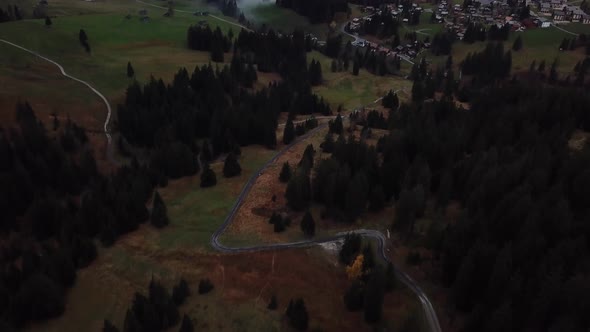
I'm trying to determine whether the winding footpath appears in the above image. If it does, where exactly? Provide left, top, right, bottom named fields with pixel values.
left=0, top=39, right=116, bottom=164
left=211, top=111, right=441, bottom=332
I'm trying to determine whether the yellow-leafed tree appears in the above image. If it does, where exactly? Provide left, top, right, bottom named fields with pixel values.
left=346, top=254, right=364, bottom=280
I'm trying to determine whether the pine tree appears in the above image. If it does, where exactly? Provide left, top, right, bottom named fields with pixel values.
left=353, top=59, right=360, bottom=76
left=283, top=119, right=295, bottom=145
left=363, top=270, right=385, bottom=323
left=79, top=29, right=90, bottom=53
left=127, top=62, right=135, bottom=78
left=369, top=185, right=386, bottom=212
left=223, top=152, right=241, bottom=178
left=384, top=262, right=397, bottom=292
left=279, top=162, right=292, bottom=183
left=285, top=170, right=311, bottom=211
left=198, top=279, right=214, bottom=294
left=267, top=295, right=278, bottom=310
left=343, top=280, right=364, bottom=311
left=300, top=210, right=315, bottom=236
left=45, top=16, right=52, bottom=27
left=172, top=278, right=190, bottom=305
left=411, top=80, right=424, bottom=103
left=329, top=114, right=343, bottom=135
left=286, top=298, right=309, bottom=331
left=200, top=163, right=217, bottom=188
left=151, top=191, right=169, bottom=228
left=512, top=35, right=523, bottom=51
left=274, top=217, right=286, bottom=232
left=123, top=309, right=141, bottom=332
left=103, top=319, right=119, bottom=332
left=178, top=315, right=194, bottom=332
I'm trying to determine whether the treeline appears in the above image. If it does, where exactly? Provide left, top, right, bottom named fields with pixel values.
left=117, top=64, right=276, bottom=180
left=187, top=25, right=233, bottom=62
left=0, top=4, right=22, bottom=22
left=387, top=84, right=589, bottom=331
left=461, top=42, right=512, bottom=88
left=275, top=0, right=349, bottom=24
left=356, top=11, right=400, bottom=38
left=462, top=22, right=510, bottom=44
left=0, top=103, right=164, bottom=329
left=410, top=57, right=457, bottom=103
left=103, top=278, right=201, bottom=332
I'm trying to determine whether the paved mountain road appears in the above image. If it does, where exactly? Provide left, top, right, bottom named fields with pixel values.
left=210, top=119, right=441, bottom=332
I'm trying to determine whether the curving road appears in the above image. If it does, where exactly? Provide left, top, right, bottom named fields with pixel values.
left=0, top=39, right=116, bottom=164
left=210, top=112, right=441, bottom=332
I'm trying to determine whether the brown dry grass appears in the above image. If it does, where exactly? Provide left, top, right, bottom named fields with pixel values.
left=27, top=223, right=416, bottom=332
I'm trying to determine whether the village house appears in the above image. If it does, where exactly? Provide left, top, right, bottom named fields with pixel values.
left=583, top=14, right=590, bottom=24
left=569, top=6, right=586, bottom=21
left=540, top=2, right=551, bottom=14
left=553, top=10, right=566, bottom=21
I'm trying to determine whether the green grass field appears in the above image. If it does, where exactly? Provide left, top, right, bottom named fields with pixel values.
left=0, top=0, right=240, bottom=99
left=310, top=51, right=412, bottom=110
left=158, top=146, right=276, bottom=250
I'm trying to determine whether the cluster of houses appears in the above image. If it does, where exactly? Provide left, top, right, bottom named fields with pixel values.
left=537, top=0, right=590, bottom=24
left=349, top=3, right=424, bottom=33
left=351, top=36, right=428, bottom=60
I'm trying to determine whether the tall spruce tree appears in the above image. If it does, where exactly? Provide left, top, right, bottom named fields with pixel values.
left=279, top=162, right=292, bottom=183
left=178, top=315, right=194, bottom=332
left=363, top=270, right=385, bottom=323
left=300, top=210, right=315, bottom=236
left=127, top=62, right=135, bottom=78
left=151, top=191, right=169, bottom=228
left=283, top=119, right=295, bottom=145
left=223, top=152, right=241, bottom=178
left=200, top=163, right=217, bottom=188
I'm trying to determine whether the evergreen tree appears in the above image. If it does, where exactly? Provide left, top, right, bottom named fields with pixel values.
left=286, top=299, right=309, bottom=331
left=151, top=191, right=169, bottom=228
left=172, top=278, right=190, bottom=305
left=329, top=114, right=343, bottom=135
left=285, top=170, right=311, bottom=211
left=279, top=162, right=292, bottom=183
left=321, top=133, right=335, bottom=153
left=45, top=16, right=52, bottom=27
left=274, top=216, right=286, bottom=232
left=411, top=80, right=424, bottom=103
left=300, top=210, right=315, bottom=236
left=353, top=59, right=360, bottom=76
left=339, top=233, right=362, bottom=265
left=200, top=163, right=217, bottom=188
left=343, top=280, right=364, bottom=311
left=178, top=315, right=193, bottom=332
left=268, top=295, right=278, bottom=310
left=223, top=152, right=241, bottom=178
left=103, top=319, right=119, bottom=332
left=512, top=35, right=523, bottom=51
left=198, top=279, right=214, bottom=294
left=127, top=62, right=135, bottom=78
left=283, top=119, right=295, bottom=145
left=123, top=309, right=141, bottom=332
left=79, top=29, right=90, bottom=53
left=384, top=262, right=397, bottom=292
left=369, top=185, right=386, bottom=212
left=363, top=271, right=385, bottom=323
